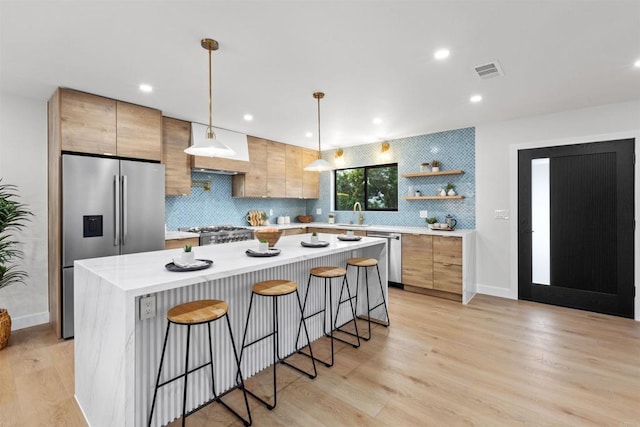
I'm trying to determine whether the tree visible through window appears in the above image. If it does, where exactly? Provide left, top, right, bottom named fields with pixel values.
left=334, top=163, right=398, bottom=211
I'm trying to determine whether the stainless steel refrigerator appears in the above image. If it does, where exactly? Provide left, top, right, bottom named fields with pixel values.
left=61, top=154, right=165, bottom=338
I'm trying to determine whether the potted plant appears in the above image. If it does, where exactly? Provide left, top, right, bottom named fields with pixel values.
left=431, top=160, right=441, bottom=172
left=0, top=180, right=33, bottom=350
left=310, top=231, right=319, bottom=243
left=426, top=217, right=438, bottom=229
left=445, top=182, right=456, bottom=196
left=257, top=239, right=269, bottom=252
left=260, top=211, right=269, bottom=225
left=181, top=244, right=195, bottom=264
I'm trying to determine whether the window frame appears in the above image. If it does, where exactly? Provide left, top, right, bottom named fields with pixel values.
left=333, top=162, right=398, bottom=212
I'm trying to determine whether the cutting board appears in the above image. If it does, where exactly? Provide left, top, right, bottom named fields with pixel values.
left=246, top=210, right=266, bottom=226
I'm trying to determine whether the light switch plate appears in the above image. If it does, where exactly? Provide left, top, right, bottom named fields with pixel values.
left=316, top=208, right=322, bottom=215
left=419, top=210, right=429, bottom=218
left=495, top=209, right=510, bottom=219
left=140, top=295, right=156, bottom=320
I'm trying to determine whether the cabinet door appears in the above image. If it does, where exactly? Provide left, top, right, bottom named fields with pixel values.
left=267, top=141, right=286, bottom=198
left=285, top=145, right=303, bottom=198
left=165, top=237, right=199, bottom=250
left=402, top=234, right=433, bottom=288
left=433, top=263, right=463, bottom=294
left=433, top=236, right=462, bottom=265
left=282, top=227, right=306, bottom=236
left=60, top=89, right=117, bottom=155
left=302, top=148, right=320, bottom=198
left=233, top=136, right=268, bottom=197
left=116, top=101, right=163, bottom=161
left=162, top=117, right=191, bottom=196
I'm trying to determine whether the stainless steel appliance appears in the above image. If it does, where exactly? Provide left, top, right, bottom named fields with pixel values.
left=366, top=231, right=402, bottom=287
left=61, top=154, right=165, bottom=338
left=179, top=225, right=254, bottom=245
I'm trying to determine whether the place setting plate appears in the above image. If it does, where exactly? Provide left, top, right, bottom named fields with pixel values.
left=165, top=259, right=213, bottom=272
left=246, top=248, right=282, bottom=257
left=300, top=240, right=330, bottom=248
left=337, top=235, right=362, bottom=241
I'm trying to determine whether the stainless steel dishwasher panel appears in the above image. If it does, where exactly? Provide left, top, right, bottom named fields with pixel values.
left=367, top=232, right=402, bottom=287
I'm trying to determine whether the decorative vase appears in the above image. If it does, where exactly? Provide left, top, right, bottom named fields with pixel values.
left=439, top=189, right=447, bottom=197
left=0, top=308, right=11, bottom=350
left=447, top=189, right=456, bottom=196
left=181, top=251, right=195, bottom=264
left=258, top=241, right=269, bottom=252
left=432, top=166, right=440, bottom=172
left=311, top=235, right=319, bottom=243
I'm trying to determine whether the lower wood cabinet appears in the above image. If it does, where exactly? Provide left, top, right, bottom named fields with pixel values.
left=433, top=236, right=462, bottom=294
left=165, top=237, right=199, bottom=250
left=401, top=234, right=433, bottom=289
left=307, top=227, right=366, bottom=236
left=281, top=227, right=306, bottom=236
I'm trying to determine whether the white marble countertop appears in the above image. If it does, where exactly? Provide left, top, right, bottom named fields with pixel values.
left=252, top=222, right=474, bottom=237
left=164, top=230, right=199, bottom=240
left=76, top=233, right=386, bottom=296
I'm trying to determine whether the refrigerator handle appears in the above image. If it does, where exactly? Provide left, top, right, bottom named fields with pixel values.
left=114, top=175, right=120, bottom=246
left=122, top=175, right=128, bottom=245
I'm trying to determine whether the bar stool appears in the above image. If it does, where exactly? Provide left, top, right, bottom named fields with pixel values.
left=297, top=266, right=360, bottom=368
left=239, top=279, right=317, bottom=410
left=347, top=257, right=391, bottom=340
left=148, top=299, right=251, bottom=427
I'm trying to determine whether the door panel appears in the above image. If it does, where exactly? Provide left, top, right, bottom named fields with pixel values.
left=120, top=160, right=165, bottom=254
left=518, top=139, right=634, bottom=318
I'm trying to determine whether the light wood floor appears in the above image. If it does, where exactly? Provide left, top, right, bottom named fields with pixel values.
left=1, top=289, right=639, bottom=426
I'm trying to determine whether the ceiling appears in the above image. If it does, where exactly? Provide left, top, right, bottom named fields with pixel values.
left=1, top=1, right=639, bottom=150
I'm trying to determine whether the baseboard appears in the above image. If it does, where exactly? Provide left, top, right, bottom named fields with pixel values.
left=476, top=283, right=517, bottom=300
left=10, top=311, right=50, bottom=331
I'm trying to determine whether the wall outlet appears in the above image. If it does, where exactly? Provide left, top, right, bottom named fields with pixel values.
left=140, top=295, right=156, bottom=320
left=316, top=208, right=322, bottom=215
left=419, top=210, right=429, bottom=218
left=495, top=209, right=510, bottom=220
left=269, top=209, right=273, bottom=216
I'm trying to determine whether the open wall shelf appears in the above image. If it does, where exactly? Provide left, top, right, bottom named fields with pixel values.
left=401, top=169, right=464, bottom=178
left=402, top=195, right=465, bottom=200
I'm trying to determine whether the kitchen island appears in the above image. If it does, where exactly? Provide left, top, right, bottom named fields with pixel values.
left=73, top=233, right=387, bottom=427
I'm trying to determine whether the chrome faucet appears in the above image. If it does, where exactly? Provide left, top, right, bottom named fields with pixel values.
left=353, top=202, right=364, bottom=225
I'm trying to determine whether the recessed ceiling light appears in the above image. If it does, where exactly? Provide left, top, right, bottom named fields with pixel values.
left=138, top=83, right=153, bottom=93
left=305, top=132, right=313, bottom=138
left=634, top=59, right=640, bottom=68
left=434, top=49, right=450, bottom=60
left=372, top=117, right=382, bottom=125
left=470, top=94, right=483, bottom=103
left=243, top=114, right=253, bottom=121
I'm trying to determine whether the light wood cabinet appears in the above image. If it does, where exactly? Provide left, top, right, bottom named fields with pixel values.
left=59, top=89, right=117, bottom=155
left=165, top=237, right=199, bottom=250
left=307, top=227, right=366, bottom=236
left=232, top=136, right=268, bottom=197
left=162, top=117, right=191, bottom=196
left=281, top=227, right=306, bottom=236
left=267, top=141, right=286, bottom=198
left=433, top=236, right=462, bottom=294
left=116, top=101, right=162, bottom=161
left=285, top=145, right=303, bottom=198
left=302, top=148, right=320, bottom=198
left=56, top=88, right=162, bottom=161
left=402, top=234, right=433, bottom=289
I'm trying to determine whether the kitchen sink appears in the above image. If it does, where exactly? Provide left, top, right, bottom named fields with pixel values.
left=335, top=223, right=370, bottom=227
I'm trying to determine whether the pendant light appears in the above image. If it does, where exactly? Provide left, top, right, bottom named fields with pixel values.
left=304, top=92, right=335, bottom=172
left=185, top=38, right=235, bottom=157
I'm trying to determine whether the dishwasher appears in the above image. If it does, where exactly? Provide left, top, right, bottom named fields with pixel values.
left=366, top=231, right=402, bottom=288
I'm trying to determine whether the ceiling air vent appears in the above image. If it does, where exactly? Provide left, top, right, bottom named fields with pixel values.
left=474, top=61, right=504, bottom=79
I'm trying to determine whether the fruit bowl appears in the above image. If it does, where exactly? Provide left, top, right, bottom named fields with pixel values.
left=296, top=215, right=313, bottom=223
left=254, top=228, right=283, bottom=247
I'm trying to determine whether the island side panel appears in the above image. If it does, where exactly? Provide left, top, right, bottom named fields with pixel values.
left=74, top=263, right=129, bottom=426
left=462, top=231, right=477, bottom=304
left=136, top=245, right=387, bottom=427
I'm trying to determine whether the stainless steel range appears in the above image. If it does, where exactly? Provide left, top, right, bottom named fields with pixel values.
left=180, top=225, right=254, bottom=245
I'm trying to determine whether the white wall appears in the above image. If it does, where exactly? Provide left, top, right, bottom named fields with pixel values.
left=0, top=91, right=49, bottom=329
left=475, top=99, right=640, bottom=320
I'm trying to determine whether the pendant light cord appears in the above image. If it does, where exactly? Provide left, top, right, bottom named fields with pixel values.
left=317, top=95, right=321, bottom=159
left=208, top=46, right=213, bottom=135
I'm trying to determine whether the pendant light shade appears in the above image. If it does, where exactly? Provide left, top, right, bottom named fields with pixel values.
left=185, top=38, right=235, bottom=157
left=304, top=92, right=334, bottom=172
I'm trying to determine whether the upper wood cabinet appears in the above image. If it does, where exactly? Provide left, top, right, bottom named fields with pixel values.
left=267, top=141, right=286, bottom=198
left=162, top=117, right=191, bottom=196
left=285, top=145, right=303, bottom=198
left=232, top=136, right=268, bottom=197
left=59, top=89, right=117, bottom=155
left=302, top=148, right=320, bottom=198
left=56, top=88, right=162, bottom=161
left=116, top=101, right=162, bottom=161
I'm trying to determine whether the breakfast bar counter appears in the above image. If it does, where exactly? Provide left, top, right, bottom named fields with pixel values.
left=73, top=233, right=387, bottom=427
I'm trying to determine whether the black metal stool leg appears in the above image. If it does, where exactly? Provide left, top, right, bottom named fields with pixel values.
left=207, top=322, right=217, bottom=399
left=296, top=275, right=333, bottom=368
left=148, top=321, right=171, bottom=427
left=181, top=324, right=192, bottom=427
left=375, top=264, right=391, bottom=327
left=333, top=275, right=361, bottom=347
left=223, top=313, right=252, bottom=426
left=237, top=293, right=256, bottom=384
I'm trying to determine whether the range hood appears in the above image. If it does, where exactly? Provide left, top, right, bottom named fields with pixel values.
left=190, top=123, right=251, bottom=173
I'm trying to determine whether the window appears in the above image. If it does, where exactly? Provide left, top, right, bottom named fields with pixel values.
left=334, top=163, right=398, bottom=211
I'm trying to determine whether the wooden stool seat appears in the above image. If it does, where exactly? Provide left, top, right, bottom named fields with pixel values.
left=347, top=257, right=378, bottom=267
left=167, top=300, right=228, bottom=324
left=310, top=266, right=347, bottom=278
left=253, top=279, right=297, bottom=296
